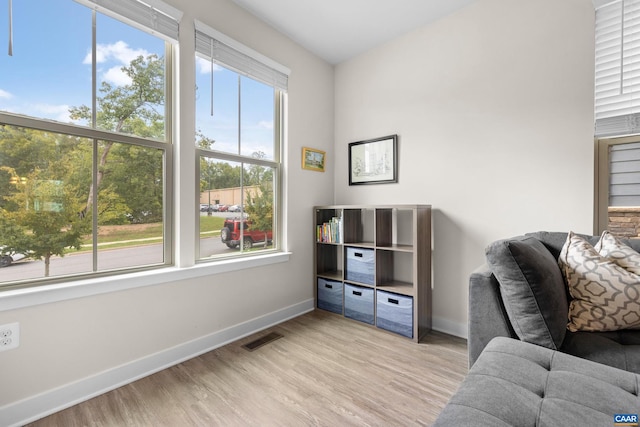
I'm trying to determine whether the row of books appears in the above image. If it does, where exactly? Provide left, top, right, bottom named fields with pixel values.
left=316, top=217, right=343, bottom=243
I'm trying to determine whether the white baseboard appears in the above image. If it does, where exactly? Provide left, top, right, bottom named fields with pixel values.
left=432, top=316, right=468, bottom=339
left=2, top=299, right=315, bottom=427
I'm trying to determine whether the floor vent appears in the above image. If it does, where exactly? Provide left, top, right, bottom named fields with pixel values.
left=242, top=332, right=283, bottom=351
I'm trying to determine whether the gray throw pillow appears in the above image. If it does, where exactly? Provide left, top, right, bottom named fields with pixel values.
left=486, top=236, right=568, bottom=349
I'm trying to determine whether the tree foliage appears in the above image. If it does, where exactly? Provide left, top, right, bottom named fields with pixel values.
left=244, top=153, right=274, bottom=241
left=69, top=54, right=165, bottom=219
left=0, top=164, right=90, bottom=276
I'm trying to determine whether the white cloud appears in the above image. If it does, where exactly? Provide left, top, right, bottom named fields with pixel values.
left=83, top=41, right=150, bottom=86
left=0, top=89, right=13, bottom=99
left=33, top=104, right=72, bottom=123
left=196, top=56, right=223, bottom=74
left=258, top=120, right=274, bottom=130
left=103, top=66, right=132, bottom=86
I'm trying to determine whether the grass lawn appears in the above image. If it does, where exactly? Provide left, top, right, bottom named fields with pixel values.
left=78, top=216, right=225, bottom=250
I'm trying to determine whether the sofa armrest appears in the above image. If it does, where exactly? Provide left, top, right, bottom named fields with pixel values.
left=468, top=264, right=517, bottom=367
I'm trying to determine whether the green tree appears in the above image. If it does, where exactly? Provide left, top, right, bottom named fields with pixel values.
left=244, top=154, right=274, bottom=245
left=69, top=54, right=165, bottom=219
left=0, top=167, right=90, bottom=277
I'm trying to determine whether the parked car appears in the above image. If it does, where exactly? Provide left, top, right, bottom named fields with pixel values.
left=220, top=218, right=272, bottom=249
left=217, top=204, right=229, bottom=212
left=200, top=204, right=210, bottom=212
left=228, top=204, right=242, bottom=212
left=0, top=249, right=27, bottom=268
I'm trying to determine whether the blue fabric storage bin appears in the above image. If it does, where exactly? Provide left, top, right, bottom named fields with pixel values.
left=345, top=247, right=374, bottom=285
left=344, top=284, right=374, bottom=325
left=376, top=290, right=413, bottom=338
left=317, top=278, right=343, bottom=314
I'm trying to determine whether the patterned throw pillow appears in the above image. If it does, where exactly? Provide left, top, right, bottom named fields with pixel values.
left=595, top=230, right=640, bottom=275
left=559, top=232, right=640, bottom=332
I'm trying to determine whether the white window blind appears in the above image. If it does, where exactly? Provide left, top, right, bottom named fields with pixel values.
left=74, top=0, right=182, bottom=43
left=595, top=0, right=640, bottom=136
left=195, top=20, right=289, bottom=91
left=609, top=141, right=640, bottom=205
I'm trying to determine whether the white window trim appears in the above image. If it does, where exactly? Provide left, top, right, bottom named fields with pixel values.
left=0, top=252, right=290, bottom=312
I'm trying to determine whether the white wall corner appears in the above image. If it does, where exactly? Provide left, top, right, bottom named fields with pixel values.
left=1, top=299, right=315, bottom=427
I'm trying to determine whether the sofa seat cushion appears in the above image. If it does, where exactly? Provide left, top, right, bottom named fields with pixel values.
left=561, top=330, right=640, bottom=374
left=434, top=337, right=640, bottom=427
left=485, top=235, right=568, bottom=350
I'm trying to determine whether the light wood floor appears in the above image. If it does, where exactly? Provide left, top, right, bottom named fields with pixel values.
left=26, top=310, right=468, bottom=427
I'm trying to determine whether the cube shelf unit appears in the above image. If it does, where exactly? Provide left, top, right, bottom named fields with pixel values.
left=314, top=205, right=432, bottom=342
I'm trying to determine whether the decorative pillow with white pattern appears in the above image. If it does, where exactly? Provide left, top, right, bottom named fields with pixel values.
left=595, top=230, right=640, bottom=275
left=559, top=232, right=640, bottom=332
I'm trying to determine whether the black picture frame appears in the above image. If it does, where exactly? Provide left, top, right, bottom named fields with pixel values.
left=348, top=135, right=398, bottom=185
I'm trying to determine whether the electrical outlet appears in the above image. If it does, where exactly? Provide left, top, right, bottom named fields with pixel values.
left=0, top=322, right=19, bottom=352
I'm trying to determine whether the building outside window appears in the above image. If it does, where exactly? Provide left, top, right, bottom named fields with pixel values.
left=0, top=0, right=179, bottom=287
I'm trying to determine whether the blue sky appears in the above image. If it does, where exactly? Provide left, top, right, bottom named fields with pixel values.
left=0, top=0, right=274, bottom=158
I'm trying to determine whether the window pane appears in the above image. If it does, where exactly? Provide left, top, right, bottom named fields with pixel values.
left=240, top=76, right=275, bottom=160
left=241, top=162, right=276, bottom=252
left=0, top=126, right=93, bottom=283
left=97, top=141, right=164, bottom=270
left=196, top=65, right=239, bottom=153
left=0, top=126, right=166, bottom=285
left=0, top=0, right=91, bottom=122
left=94, top=13, right=167, bottom=140
left=606, top=141, right=640, bottom=239
left=199, top=158, right=275, bottom=258
left=0, top=1, right=168, bottom=142
left=195, top=65, right=275, bottom=160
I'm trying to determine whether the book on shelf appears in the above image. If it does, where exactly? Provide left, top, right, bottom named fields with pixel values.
left=317, top=217, right=342, bottom=243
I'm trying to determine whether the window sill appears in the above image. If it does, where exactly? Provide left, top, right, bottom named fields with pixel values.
left=0, top=252, right=291, bottom=312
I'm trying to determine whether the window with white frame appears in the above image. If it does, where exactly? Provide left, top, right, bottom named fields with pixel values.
left=194, top=21, right=288, bottom=259
left=595, top=0, right=640, bottom=238
left=0, top=0, right=180, bottom=287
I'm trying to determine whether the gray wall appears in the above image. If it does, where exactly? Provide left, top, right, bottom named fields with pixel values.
left=334, top=0, right=596, bottom=336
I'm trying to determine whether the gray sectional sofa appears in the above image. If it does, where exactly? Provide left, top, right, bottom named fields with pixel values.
left=469, top=231, right=640, bottom=372
left=434, top=336, right=640, bottom=426
left=434, top=231, right=640, bottom=426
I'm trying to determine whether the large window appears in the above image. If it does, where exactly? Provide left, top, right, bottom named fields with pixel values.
left=595, top=1, right=640, bottom=238
left=0, top=0, right=179, bottom=287
left=194, top=21, right=288, bottom=260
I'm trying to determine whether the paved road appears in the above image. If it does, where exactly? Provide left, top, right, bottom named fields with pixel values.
left=1, top=236, right=233, bottom=283
left=1, top=211, right=254, bottom=283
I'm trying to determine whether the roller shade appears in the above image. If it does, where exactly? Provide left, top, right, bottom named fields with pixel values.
left=74, top=0, right=182, bottom=43
left=595, top=0, right=640, bottom=136
left=195, top=20, right=289, bottom=91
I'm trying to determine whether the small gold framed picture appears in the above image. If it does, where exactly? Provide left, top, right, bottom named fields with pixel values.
left=302, top=147, right=326, bottom=172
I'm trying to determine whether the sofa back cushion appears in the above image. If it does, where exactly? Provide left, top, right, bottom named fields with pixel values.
left=486, top=235, right=568, bottom=350
left=526, top=231, right=640, bottom=259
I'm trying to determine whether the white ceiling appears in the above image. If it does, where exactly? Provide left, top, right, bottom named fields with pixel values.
left=230, top=0, right=478, bottom=64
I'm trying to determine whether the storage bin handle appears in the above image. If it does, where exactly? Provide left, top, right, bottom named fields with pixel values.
left=353, top=290, right=362, bottom=296
left=354, top=252, right=363, bottom=257
left=325, top=283, right=333, bottom=289
left=388, top=298, right=399, bottom=304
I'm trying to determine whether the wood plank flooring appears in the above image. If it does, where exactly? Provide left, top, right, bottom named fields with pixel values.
left=26, top=310, right=468, bottom=426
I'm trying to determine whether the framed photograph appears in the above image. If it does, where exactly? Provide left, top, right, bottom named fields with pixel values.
left=349, top=135, right=398, bottom=185
left=302, top=147, right=326, bottom=172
